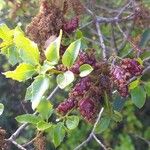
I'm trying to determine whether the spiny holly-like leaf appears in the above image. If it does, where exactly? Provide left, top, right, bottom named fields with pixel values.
left=31, top=75, right=50, bottom=110
left=79, top=64, right=93, bottom=77
left=62, top=39, right=81, bottom=68
left=66, top=116, right=79, bottom=130
left=51, top=123, right=66, bottom=147
left=57, top=71, right=74, bottom=89
left=37, top=99, right=53, bottom=121
left=0, top=103, right=4, bottom=115
left=14, top=30, right=40, bottom=65
left=3, top=63, right=36, bottom=82
left=16, top=114, right=42, bottom=124
left=45, top=30, right=62, bottom=65
left=131, top=86, right=146, bottom=108
left=37, top=121, right=52, bottom=131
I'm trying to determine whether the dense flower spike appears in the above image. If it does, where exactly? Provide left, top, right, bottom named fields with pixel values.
left=120, top=58, right=143, bottom=77
left=111, top=66, right=129, bottom=97
left=78, top=98, right=99, bottom=123
left=57, top=61, right=111, bottom=123
left=69, top=76, right=91, bottom=97
left=56, top=98, right=77, bottom=116
left=26, top=0, right=64, bottom=47
left=111, top=58, right=143, bottom=97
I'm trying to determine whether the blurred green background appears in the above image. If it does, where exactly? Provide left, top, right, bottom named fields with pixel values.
left=0, top=0, right=150, bottom=149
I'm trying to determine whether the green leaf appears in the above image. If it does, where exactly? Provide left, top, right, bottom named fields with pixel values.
left=0, top=24, right=13, bottom=41
left=75, top=29, right=83, bottom=39
left=144, top=82, right=150, bottom=97
left=0, top=103, right=4, bottom=115
left=66, top=116, right=79, bottom=130
left=51, top=123, right=66, bottom=147
left=62, top=39, right=81, bottom=68
left=131, top=86, right=146, bottom=108
left=57, top=71, right=74, bottom=89
left=129, top=79, right=140, bottom=90
left=113, top=96, right=125, bottom=111
left=112, top=111, right=123, bottom=122
left=136, top=58, right=143, bottom=66
left=31, top=75, right=50, bottom=110
left=25, top=85, right=33, bottom=101
left=14, top=31, right=40, bottom=65
left=37, top=99, right=53, bottom=121
left=79, top=64, right=93, bottom=77
left=39, top=61, right=55, bottom=74
left=37, top=121, right=52, bottom=131
left=3, top=63, right=36, bottom=82
left=45, top=30, right=62, bottom=64
left=95, top=116, right=111, bottom=134
left=139, top=29, right=150, bottom=47
left=1, top=45, right=21, bottom=66
left=16, top=114, right=42, bottom=124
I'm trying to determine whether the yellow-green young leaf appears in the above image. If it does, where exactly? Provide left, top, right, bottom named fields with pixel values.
left=45, top=30, right=62, bottom=64
left=129, top=79, right=140, bottom=90
left=136, top=58, right=143, bottom=66
left=79, top=64, right=93, bottom=77
left=37, top=121, right=52, bottom=131
left=31, top=75, right=50, bottom=110
left=57, top=71, right=74, bottom=89
left=14, top=31, right=40, bottom=65
left=131, top=86, right=146, bottom=108
left=0, top=24, right=13, bottom=41
left=16, top=114, right=42, bottom=124
left=62, top=39, right=81, bottom=68
left=66, top=116, right=79, bottom=130
left=2, top=45, right=21, bottom=66
left=0, top=103, right=4, bottom=115
left=3, top=63, right=36, bottom=82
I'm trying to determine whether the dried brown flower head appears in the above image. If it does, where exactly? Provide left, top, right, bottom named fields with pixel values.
left=34, top=132, right=46, bottom=150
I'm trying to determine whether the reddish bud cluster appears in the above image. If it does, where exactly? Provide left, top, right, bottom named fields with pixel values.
left=57, top=61, right=111, bottom=123
left=56, top=98, right=77, bottom=116
left=111, top=58, right=143, bottom=97
left=120, top=58, right=143, bottom=77
left=63, top=17, right=79, bottom=34
left=70, top=52, right=97, bottom=74
left=70, top=76, right=91, bottom=96
left=78, top=98, right=99, bottom=123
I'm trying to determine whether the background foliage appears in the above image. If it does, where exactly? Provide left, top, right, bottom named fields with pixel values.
left=0, top=0, right=150, bottom=150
